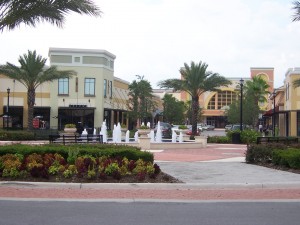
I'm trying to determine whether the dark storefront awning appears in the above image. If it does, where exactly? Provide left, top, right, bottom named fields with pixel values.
left=263, top=106, right=279, bottom=117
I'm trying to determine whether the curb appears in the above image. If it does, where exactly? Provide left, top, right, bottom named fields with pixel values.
left=2, top=181, right=300, bottom=190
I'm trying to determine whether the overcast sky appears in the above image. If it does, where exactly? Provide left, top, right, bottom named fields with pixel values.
left=1, top=0, right=300, bottom=88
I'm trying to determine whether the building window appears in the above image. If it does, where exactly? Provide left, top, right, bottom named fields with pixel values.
left=110, top=81, right=113, bottom=98
left=286, top=83, right=289, bottom=101
left=217, top=91, right=237, bottom=109
left=85, top=78, right=95, bottom=96
left=58, top=78, right=69, bottom=95
left=207, top=94, right=216, bottom=109
left=75, top=77, right=78, bottom=93
left=104, top=79, right=107, bottom=97
left=74, top=57, right=80, bottom=63
left=207, top=91, right=237, bottom=110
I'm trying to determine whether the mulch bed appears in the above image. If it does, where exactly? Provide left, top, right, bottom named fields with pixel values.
left=0, top=172, right=183, bottom=183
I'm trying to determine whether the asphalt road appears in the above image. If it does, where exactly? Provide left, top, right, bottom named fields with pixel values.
left=1, top=200, right=300, bottom=225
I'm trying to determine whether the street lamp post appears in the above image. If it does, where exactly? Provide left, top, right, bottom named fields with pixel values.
left=272, top=90, right=276, bottom=137
left=6, top=88, right=10, bottom=130
left=239, top=78, right=244, bottom=131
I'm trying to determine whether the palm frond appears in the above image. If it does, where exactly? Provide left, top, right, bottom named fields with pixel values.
left=293, top=78, right=300, bottom=88
left=292, top=1, right=300, bottom=22
left=0, top=0, right=101, bottom=31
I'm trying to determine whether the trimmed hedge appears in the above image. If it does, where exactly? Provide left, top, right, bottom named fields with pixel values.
left=272, top=149, right=300, bottom=169
left=207, top=136, right=230, bottom=143
left=0, top=130, right=35, bottom=141
left=0, top=144, right=154, bottom=163
left=226, top=129, right=260, bottom=144
left=245, top=143, right=300, bottom=170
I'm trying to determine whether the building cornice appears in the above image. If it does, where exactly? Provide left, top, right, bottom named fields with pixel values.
left=250, top=67, right=274, bottom=70
left=48, top=47, right=116, bottom=59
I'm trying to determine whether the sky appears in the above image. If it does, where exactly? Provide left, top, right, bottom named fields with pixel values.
left=1, top=0, right=300, bottom=89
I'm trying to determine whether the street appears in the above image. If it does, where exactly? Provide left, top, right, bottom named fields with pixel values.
left=1, top=200, right=300, bottom=225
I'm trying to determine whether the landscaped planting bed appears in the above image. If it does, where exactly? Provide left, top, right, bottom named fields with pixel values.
left=245, top=143, right=300, bottom=174
left=0, top=144, right=181, bottom=183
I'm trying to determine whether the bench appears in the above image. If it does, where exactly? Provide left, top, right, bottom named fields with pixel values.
left=256, top=136, right=298, bottom=145
left=49, top=134, right=103, bottom=145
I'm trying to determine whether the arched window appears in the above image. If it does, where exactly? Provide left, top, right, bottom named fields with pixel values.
left=207, top=94, right=216, bottom=109
left=207, top=91, right=237, bottom=110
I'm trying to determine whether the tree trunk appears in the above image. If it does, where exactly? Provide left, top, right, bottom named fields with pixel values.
left=27, top=88, right=35, bottom=130
left=192, top=96, right=199, bottom=136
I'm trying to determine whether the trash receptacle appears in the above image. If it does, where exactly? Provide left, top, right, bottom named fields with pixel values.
left=232, top=132, right=241, bottom=144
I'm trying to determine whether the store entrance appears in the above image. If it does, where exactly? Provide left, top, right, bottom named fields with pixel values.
left=58, top=107, right=95, bottom=134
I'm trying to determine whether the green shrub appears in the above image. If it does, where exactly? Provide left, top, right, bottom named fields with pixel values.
left=0, top=144, right=153, bottom=162
left=64, top=124, right=76, bottom=128
left=178, top=125, right=188, bottom=129
left=240, top=130, right=260, bottom=144
left=245, top=143, right=287, bottom=163
left=207, top=136, right=230, bottom=143
left=273, top=149, right=300, bottom=169
left=226, top=130, right=260, bottom=144
left=0, top=130, right=35, bottom=141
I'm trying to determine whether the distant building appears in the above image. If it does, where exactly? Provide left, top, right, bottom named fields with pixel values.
left=153, top=68, right=274, bottom=128
left=0, top=48, right=130, bottom=132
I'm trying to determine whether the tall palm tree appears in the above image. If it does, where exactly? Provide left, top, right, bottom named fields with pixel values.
left=158, top=61, right=231, bottom=136
left=0, top=0, right=101, bottom=31
left=128, top=75, right=155, bottom=127
left=0, top=50, right=76, bottom=130
left=244, top=76, right=270, bottom=127
left=244, top=76, right=270, bottom=107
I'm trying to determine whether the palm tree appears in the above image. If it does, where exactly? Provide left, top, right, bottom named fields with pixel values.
left=244, top=76, right=270, bottom=107
left=158, top=61, right=231, bottom=136
left=0, top=50, right=76, bottom=130
left=244, top=76, right=270, bottom=127
left=128, top=75, right=156, bottom=127
left=0, top=0, right=101, bottom=31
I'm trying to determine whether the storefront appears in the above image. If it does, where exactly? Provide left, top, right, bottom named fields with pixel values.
left=57, top=107, right=95, bottom=134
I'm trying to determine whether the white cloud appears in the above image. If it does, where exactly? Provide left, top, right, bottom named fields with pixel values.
left=0, top=0, right=299, bottom=88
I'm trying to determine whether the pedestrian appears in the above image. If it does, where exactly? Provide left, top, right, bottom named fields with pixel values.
left=259, top=124, right=263, bottom=133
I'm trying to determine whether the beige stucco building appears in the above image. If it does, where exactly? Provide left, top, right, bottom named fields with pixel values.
left=281, top=68, right=300, bottom=136
left=0, top=48, right=130, bottom=132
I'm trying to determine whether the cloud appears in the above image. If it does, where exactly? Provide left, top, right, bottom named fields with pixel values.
left=0, top=0, right=299, bottom=88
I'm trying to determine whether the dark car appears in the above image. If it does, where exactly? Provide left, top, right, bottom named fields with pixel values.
left=154, top=122, right=172, bottom=138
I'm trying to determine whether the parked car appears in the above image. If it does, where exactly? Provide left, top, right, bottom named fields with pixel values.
left=197, top=124, right=203, bottom=132
left=202, top=124, right=215, bottom=131
left=229, top=124, right=250, bottom=131
left=225, top=124, right=232, bottom=131
left=154, top=122, right=172, bottom=138
left=186, top=126, right=200, bottom=135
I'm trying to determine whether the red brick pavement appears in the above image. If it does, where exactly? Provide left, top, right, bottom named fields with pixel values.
left=153, top=144, right=246, bottom=162
left=0, top=186, right=299, bottom=200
